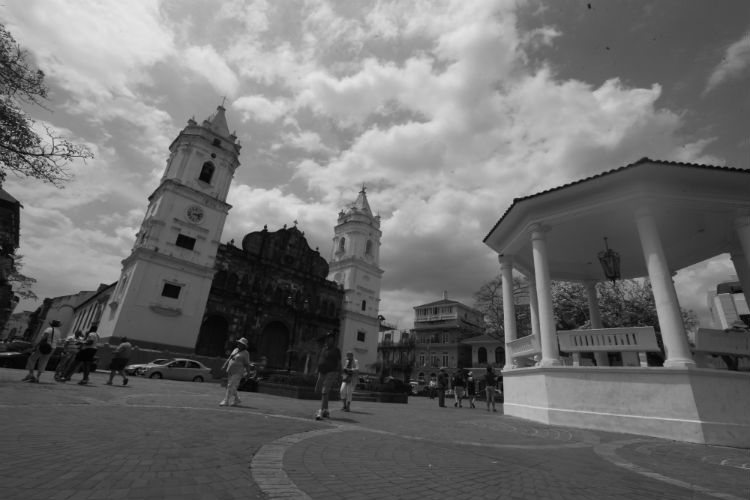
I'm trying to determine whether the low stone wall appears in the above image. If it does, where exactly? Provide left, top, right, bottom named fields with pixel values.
left=256, top=382, right=408, bottom=403
left=503, top=366, right=750, bottom=448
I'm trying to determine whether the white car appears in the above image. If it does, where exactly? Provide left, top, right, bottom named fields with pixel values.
left=139, top=358, right=212, bottom=382
left=125, top=358, right=169, bottom=376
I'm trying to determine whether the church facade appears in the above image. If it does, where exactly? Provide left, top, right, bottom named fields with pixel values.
left=97, top=104, right=383, bottom=370
left=196, top=225, right=344, bottom=370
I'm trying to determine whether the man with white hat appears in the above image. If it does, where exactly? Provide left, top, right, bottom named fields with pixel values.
left=220, top=337, right=253, bottom=407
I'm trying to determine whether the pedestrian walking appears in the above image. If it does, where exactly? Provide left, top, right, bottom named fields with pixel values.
left=437, top=366, right=449, bottom=407
left=484, top=366, right=498, bottom=412
left=22, top=319, right=61, bottom=383
left=314, top=332, right=341, bottom=420
left=467, top=371, right=476, bottom=408
left=452, top=368, right=466, bottom=408
left=339, top=351, right=358, bottom=412
left=220, top=337, right=253, bottom=406
left=106, top=337, right=132, bottom=386
left=74, top=325, right=100, bottom=385
left=55, top=330, right=83, bottom=382
left=428, top=378, right=437, bottom=399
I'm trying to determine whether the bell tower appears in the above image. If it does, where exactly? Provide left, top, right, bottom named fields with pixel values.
left=328, top=187, right=384, bottom=371
left=98, top=106, right=240, bottom=350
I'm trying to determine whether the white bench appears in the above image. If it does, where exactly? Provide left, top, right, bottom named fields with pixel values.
left=693, top=328, right=750, bottom=356
left=557, top=327, right=660, bottom=367
left=506, top=335, right=541, bottom=368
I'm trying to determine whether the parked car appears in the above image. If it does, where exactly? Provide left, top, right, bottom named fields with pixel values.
left=125, top=358, right=169, bottom=376
left=139, top=358, right=211, bottom=382
left=0, top=348, right=99, bottom=372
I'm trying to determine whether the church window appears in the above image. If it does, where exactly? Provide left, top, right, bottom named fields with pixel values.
left=365, top=240, right=373, bottom=255
left=161, top=283, right=182, bottom=299
left=338, top=237, right=345, bottom=252
left=357, top=331, right=366, bottom=342
left=361, top=300, right=366, bottom=311
left=212, top=138, right=221, bottom=147
left=478, top=347, right=487, bottom=364
left=175, top=234, right=196, bottom=251
left=199, top=162, right=215, bottom=183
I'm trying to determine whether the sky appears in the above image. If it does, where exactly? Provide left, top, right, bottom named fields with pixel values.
left=2, top=0, right=749, bottom=330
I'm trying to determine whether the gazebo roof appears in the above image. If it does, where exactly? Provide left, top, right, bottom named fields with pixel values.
left=483, top=158, right=750, bottom=281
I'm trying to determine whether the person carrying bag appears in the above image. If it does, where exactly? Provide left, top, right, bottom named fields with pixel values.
left=22, top=319, right=60, bottom=383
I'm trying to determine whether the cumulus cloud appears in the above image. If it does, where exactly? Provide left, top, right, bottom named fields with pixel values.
left=706, top=30, right=750, bottom=93
left=5, top=0, right=741, bottom=331
left=233, top=95, right=289, bottom=123
left=3, top=0, right=175, bottom=100
left=183, top=45, right=240, bottom=97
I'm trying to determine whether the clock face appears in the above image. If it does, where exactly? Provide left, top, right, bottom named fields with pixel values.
left=186, top=205, right=204, bottom=224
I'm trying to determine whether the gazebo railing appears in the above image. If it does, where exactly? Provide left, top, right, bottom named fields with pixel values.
left=558, top=327, right=660, bottom=352
left=506, top=335, right=541, bottom=367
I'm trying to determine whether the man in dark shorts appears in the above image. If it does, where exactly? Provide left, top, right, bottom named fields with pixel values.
left=315, top=332, right=341, bottom=420
left=106, top=337, right=132, bottom=386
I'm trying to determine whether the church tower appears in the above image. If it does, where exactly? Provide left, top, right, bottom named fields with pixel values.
left=328, top=187, right=384, bottom=371
left=98, top=106, right=240, bottom=350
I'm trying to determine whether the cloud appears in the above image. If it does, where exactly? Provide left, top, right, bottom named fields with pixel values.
left=5, top=0, right=740, bottom=333
left=706, top=30, right=750, bottom=93
left=3, top=0, right=175, bottom=100
left=233, top=95, right=289, bottom=123
left=183, top=45, right=240, bottom=97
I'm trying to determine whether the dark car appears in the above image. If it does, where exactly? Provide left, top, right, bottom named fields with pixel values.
left=0, top=345, right=97, bottom=372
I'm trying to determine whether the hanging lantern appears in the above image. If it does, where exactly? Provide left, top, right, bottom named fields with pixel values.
left=598, top=237, right=621, bottom=282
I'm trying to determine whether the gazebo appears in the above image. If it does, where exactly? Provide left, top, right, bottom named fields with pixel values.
left=483, top=158, right=750, bottom=447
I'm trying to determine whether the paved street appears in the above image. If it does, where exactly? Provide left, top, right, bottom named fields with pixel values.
left=1, top=367, right=748, bottom=500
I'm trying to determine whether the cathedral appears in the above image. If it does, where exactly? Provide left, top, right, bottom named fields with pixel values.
left=98, top=105, right=384, bottom=372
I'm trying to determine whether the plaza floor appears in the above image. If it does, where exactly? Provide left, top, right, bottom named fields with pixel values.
left=1, top=367, right=748, bottom=500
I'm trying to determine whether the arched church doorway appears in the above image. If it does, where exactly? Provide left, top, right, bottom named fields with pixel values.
left=195, top=315, right=229, bottom=357
left=258, top=321, right=289, bottom=369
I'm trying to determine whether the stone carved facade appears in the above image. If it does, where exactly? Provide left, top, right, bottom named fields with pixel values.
left=198, top=225, right=343, bottom=371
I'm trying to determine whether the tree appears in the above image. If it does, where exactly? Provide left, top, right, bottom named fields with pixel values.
left=474, top=275, right=698, bottom=337
left=473, top=274, right=531, bottom=342
left=1, top=23, right=93, bottom=185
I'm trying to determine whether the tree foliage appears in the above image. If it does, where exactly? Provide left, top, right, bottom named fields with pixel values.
left=474, top=275, right=698, bottom=337
left=473, top=274, right=532, bottom=342
left=1, top=23, right=93, bottom=185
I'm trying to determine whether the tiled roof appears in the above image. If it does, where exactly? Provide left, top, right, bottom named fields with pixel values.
left=483, top=158, right=750, bottom=242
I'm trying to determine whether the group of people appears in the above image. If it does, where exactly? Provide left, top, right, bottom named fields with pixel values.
left=435, top=365, right=500, bottom=412
left=218, top=331, right=359, bottom=421
left=22, top=319, right=131, bottom=386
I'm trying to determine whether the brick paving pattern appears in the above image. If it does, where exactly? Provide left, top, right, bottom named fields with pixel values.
left=1, top=367, right=747, bottom=499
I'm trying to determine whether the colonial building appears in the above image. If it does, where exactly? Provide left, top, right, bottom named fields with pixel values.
left=328, top=187, right=384, bottom=371
left=412, top=293, right=485, bottom=386
left=68, top=283, right=116, bottom=336
left=98, top=106, right=240, bottom=350
left=377, top=328, right=415, bottom=382
left=197, top=224, right=344, bottom=370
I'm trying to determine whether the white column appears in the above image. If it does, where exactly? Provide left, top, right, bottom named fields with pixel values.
left=585, top=281, right=609, bottom=367
left=729, top=248, right=750, bottom=310
left=530, top=224, right=560, bottom=367
left=527, top=277, right=541, bottom=365
left=735, top=214, right=750, bottom=271
left=500, top=255, right=517, bottom=370
left=635, top=207, right=695, bottom=368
